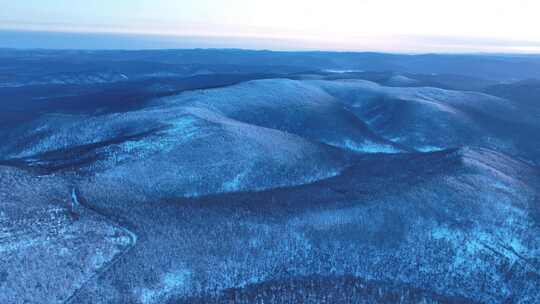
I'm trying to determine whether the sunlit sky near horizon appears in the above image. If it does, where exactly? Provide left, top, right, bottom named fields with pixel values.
left=1, top=0, right=540, bottom=52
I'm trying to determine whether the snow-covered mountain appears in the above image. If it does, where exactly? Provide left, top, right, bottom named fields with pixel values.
left=1, top=50, right=539, bottom=304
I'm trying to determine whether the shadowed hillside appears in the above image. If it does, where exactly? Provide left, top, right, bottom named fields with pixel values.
left=1, top=50, right=539, bottom=304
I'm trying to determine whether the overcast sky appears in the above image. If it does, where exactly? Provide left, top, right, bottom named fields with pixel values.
left=1, top=0, right=540, bottom=52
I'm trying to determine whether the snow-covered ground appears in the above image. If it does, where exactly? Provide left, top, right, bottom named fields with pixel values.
left=1, top=74, right=539, bottom=303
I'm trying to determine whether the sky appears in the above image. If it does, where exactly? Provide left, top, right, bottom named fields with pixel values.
left=1, top=0, right=540, bottom=52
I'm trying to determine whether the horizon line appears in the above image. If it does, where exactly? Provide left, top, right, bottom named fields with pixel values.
left=2, top=28, right=540, bottom=55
